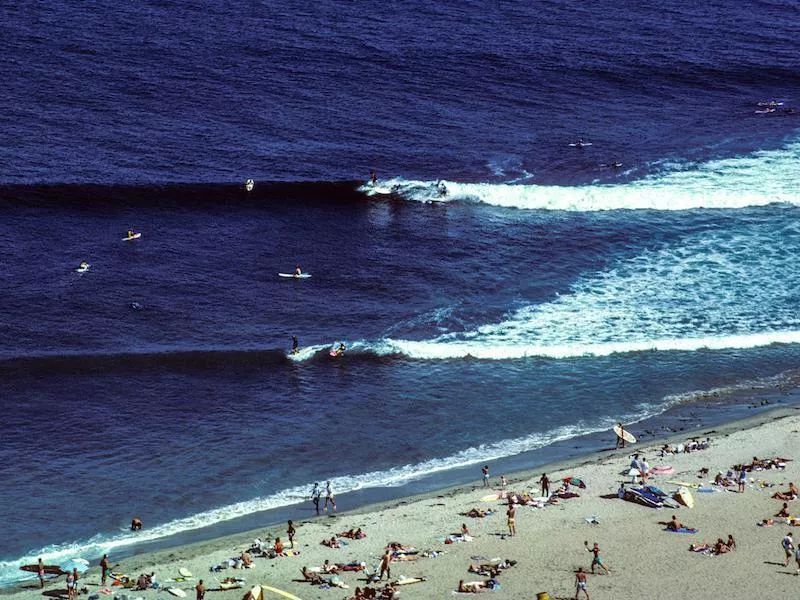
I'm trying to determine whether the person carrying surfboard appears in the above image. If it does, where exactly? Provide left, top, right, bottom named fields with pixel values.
left=615, top=423, right=626, bottom=449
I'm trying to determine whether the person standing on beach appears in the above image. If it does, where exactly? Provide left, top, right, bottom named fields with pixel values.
left=574, top=567, right=590, bottom=599
left=482, top=465, right=490, bottom=488
left=782, top=532, right=794, bottom=566
left=195, top=580, right=205, bottom=600
left=66, top=572, right=75, bottom=600
left=378, top=550, right=392, bottom=580
left=615, top=423, right=626, bottom=449
left=311, top=483, right=322, bottom=515
left=499, top=475, right=507, bottom=490
left=585, top=541, right=611, bottom=574
left=36, top=558, right=45, bottom=588
left=506, top=501, right=516, bottom=536
left=325, top=480, right=336, bottom=511
left=738, top=467, right=747, bottom=493
left=539, top=473, right=551, bottom=497
left=287, top=520, right=296, bottom=548
left=100, top=554, right=110, bottom=586
left=72, top=568, right=80, bottom=595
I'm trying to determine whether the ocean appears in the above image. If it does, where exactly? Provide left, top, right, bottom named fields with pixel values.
left=2, top=0, right=800, bottom=587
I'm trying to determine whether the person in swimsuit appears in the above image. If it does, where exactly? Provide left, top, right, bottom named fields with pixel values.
left=287, top=520, right=296, bottom=548
left=100, top=554, right=110, bottom=585
left=782, top=532, right=794, bottom=566
left=574, top=567, right=589, bottom=599
left=506, top=502, right=516, bottom=537
left=481, top=465, right=490, bottom=488
left=325, top=480, right=336, bottom=511
left=310, top=482, right=322, bottom=515
left=539, top=473, right=550, bottom=497
left=585, top=541, right=610, bottom=574
left=195, top=580, right=205, bottom=600
left=294, top=265, right=302, bottom=278
left=615, top=423, right=626, bottom=449
left=378, top=550, right=392, bottom=580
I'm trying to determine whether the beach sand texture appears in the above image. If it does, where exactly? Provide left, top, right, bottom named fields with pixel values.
left=9, top=408, right=800, bottom=600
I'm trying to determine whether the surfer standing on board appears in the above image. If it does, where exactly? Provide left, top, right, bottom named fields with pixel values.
left=370, top=171, right=377, bottom=185
left=615, top=423, right=626, bottom=449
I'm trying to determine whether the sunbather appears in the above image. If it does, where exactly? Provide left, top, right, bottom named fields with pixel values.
left=457, top=579, right=487, bottom=593
left=321, top=536, right=341, bottom=548
left=778, top=503, right=791, bottom=517
left=300, top=566, right=324, bottom=584
left=463, top=508, right=488, bottom=518
left=772, top=483, right=798, bottom=501
left=322, top=559, right=339, bottom=574
left=666, top=515, right=686, bottom=531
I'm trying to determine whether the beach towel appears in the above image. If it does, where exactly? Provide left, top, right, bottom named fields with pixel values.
left=665, top=527, right=698, bottom=534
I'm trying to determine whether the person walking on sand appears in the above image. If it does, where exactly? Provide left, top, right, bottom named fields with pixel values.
left=575, top=567, right=590, bottom=599
left=195, top=580, right=205, bottom=600
left=585, top=541, right=611, bottom=574
left=539, top=473, right=551, bottom=497
left=482, top=465, right=490, bottom=488
left=287, top=519, right=296, bottom=548
left=100, top=554, right=110, bottom=586
left=325, top=480, right=336, bottom=511
left=783, top=532, right=794, bottom=566
left=506, top=501, right=516, bottom=537
left=72, top=568, right=80, bottom=596
left=378, top=550, right=392, bottom=580
left=311, top=482, right=322, bottom=515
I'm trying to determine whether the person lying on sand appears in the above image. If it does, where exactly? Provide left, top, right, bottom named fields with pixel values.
left=689, top=539, right=731, bottom=555
left=240, top=552, right=253, bottom=568
left=462, top=508, right=489, bottom=518
left=772, top=482, right=799, bottom=500
left=458, top=580, right=486, bottom=593
left=321, top=536, right=341, bottom=548
left=338, top=528, right=366, bottom=539
left=322, top=559, right=339, bottom=574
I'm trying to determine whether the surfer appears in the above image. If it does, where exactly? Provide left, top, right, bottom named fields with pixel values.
left=294, top=265, right=302, bottom=278
left=370, top=171, right=378, bottom=186
left=78, top=260, right=89, bottom=270
left=195, top=580, right=205, bottom=600
left=335, top=342, right=346, bottom=356
left=127, top=230, right=136, bottom=238
left=435, top=180, right=447, bottom=197
left=245, top=179, right=254, bottom=192
left=291, top=335, right=299, bottom=354
left=615, top=423, right=626, bottom=449
left=130, top=517, right=143, bottom=531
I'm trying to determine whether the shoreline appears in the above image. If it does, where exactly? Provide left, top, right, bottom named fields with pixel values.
left=7, top=404, right=800, bottom=599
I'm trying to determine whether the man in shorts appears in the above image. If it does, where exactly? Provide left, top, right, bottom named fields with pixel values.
left=575, top=567, right=589, bottom=599
left=783, top=532, right=795, bottom=566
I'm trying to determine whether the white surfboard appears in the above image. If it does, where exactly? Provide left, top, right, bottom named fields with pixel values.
left=167, top=588, right=186, bottom=597
left=75, top=265, right=91, bottom=273
left=122, top=233, right=142, bottom=241
left=569, top=142, right=592, bottom=147
left=278, top=273, right=311, bottom=279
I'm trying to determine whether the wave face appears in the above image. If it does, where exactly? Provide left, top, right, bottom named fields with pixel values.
left=369, top=140, right=800, bottom=211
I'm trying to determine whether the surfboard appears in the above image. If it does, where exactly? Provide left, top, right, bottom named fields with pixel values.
left=568, top=142, right=593, bottom=147
left=278, top=273, right=311, bottom=279
left=75, top=265, right=90, bottom=273
left=167, top=588, right=187, bottom=597
left=613, top=425, right=636, bottom=444
left=178, top=568, right=192, bottom=578
left=122, top=233, right=142, bottom=241
left=674, top=486, right=695, bottom=508
left=252, top=585, right=303, bottom=600
left=20, top=564, right=63, bottom=575
left=395, top=577, right=426, bottom=586
left=370, top=186, right=393, bottom=194
left=480, top=492, right=500, bottom=502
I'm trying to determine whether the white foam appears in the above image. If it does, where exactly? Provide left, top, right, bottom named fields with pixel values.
left=381, top=139, right=800, bottom=211
left=369, top=221, right=800, bottom=360
left=0, top=409, right=659, bottom=587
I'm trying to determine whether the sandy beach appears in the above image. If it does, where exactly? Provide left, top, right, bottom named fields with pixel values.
left=9, top=407, right=800, bottom=600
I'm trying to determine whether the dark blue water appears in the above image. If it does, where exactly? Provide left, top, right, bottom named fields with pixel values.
left=2, top=0, right=800, bottom=586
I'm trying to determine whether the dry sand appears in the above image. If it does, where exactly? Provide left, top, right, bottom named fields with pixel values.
left=8, top=407, right=800, bottom=600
